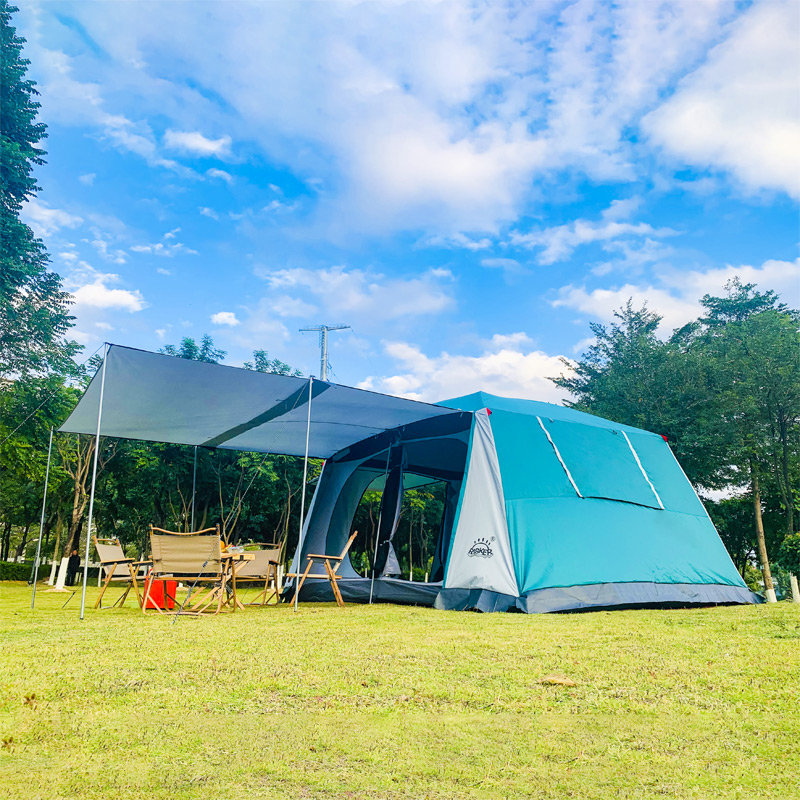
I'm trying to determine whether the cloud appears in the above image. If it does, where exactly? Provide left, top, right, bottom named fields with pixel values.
left=199, top=207, right=219, bottom=220
left=643, top=0, right=800, bottom=199
left=511, top=202, right=676, bottom=265
left=211, top=311, right=241, bottom=327
left=258, top=265, right=455, bottom=322
left=67, top=265, right=147, bottom=312
left=164, top=129, right=232, bottom=157
left=554, top=257, right=800, bottom=334
left=21, top=199, right=83, bottom=238
left=79, top=173, right=96, bottom=186
left=206, top=168, right=234, bottom=184
left=130, top=229, right=198, bottom=257
left=19, top=1, right=742, bottom=235
left=481, top=257, right=528, bottom=277
left=359, top=334, right=572, bottom=404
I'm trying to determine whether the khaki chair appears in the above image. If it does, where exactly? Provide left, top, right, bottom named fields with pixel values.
left=286, top=531, right=358, bottom=607
left=93, top=537, right=151, bottom=610
left=234, top=546, right=282, bottom=606
left=145, top=525, right=228, bottom=615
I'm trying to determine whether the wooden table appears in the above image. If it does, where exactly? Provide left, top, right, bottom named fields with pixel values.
left=221, top=551, right=255, bottom=611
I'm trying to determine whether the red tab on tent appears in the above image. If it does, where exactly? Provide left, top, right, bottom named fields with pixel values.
left=661, top=434, right=668, bottom=442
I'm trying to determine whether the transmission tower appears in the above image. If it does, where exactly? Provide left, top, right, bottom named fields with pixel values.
left=299, top=324, right=351, bottom=381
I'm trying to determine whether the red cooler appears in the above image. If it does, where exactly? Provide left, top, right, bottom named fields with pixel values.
left=142, top=575, right=177, bottom=609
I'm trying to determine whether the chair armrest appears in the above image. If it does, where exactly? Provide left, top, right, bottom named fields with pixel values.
left=102, top=558, right=137, bottom=566
left=307, top=553, right=343, bottom=561
left=132, top=560, right=152, bottom=566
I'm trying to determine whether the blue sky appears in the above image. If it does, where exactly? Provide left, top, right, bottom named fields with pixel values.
left=17, top=0, right=800, bottom=402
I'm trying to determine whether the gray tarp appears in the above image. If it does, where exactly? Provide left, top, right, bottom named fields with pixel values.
left=59, top=344, right=455, bottom=458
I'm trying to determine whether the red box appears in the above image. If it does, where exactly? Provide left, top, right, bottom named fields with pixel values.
left=142, top=576, right=177, bottom=610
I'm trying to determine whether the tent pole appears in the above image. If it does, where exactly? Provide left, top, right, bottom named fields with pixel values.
left=79, top=343, right=109, bottom=620
left=191, top=445, right=198, bottom=531
left=369, top=447, right=392, bottom=605
left=30, top=427, right=54, bottom=609
left=294, top=376, right=314, bottom=612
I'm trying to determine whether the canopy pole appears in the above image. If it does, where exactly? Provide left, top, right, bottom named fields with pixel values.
left=79, top=343, right=109, bottom=620
left=369, top=447, right=392, bottom=605
left=30, top=427, right=54, bottom=609
left=191, top=445, right=198, bottom=531
left=294, top=376, right=313, bottom=612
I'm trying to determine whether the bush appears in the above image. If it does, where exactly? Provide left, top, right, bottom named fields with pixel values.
left=0, top=561, right=34, bottom=581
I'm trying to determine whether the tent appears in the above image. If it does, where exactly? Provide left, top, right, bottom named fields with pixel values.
left=52, top=344, right=759, bottom=616
left=291, top=392, right=761, bottom=612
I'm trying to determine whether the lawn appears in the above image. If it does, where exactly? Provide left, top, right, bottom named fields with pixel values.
left=0, top=581, right=798, bottom=799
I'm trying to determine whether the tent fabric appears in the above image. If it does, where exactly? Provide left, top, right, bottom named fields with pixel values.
left=294, top=390, right=760, bottom=612
left=59, top=344, right=455, bottom=458
left=443, top=410, right=519, bottom=597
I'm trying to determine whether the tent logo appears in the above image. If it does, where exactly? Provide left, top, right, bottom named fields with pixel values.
left=468, top=537, right=495, bottom=559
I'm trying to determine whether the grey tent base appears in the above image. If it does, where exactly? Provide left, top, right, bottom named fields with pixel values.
left=291, top=578, right=761, bottom=612
left=293, top=577, right=442, bottom=606
left=434, top=582, right=763, bottom=614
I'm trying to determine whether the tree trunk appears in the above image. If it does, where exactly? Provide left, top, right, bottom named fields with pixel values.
left=751, top=463, right=776, bottom=602
left=1, top=519, right=11, bottom=561
left=14, top=523, right=30, bottom=560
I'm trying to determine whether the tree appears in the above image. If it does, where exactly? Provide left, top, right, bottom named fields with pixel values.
left=160, top=334, right=226, bottom=363
left=0, top=1, right=78, bottom=379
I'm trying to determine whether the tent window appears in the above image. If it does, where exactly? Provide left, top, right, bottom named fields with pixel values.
left=540, top=418, right=664, bottom=510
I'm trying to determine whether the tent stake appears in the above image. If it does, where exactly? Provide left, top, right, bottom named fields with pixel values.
left=30, top=427, right=54, bottom=609
left=79, top=343, right=109, bottom=620
left=294, top=376, right=314, bottom=612
left=369, top=447, right=392, bottom=605
left=191, top=445, right=198, bottom=531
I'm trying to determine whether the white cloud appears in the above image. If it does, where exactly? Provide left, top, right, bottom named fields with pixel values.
left=206, top=168, right=234, bottom=184
left=79, top=173, right=96, bottom=186
left=259, top=265, right=454, bottom=322
left=18, top=1, right=743, bottom=235
left=511, top=202, right=676, bottom=265
left=481, top=257, right=528, bottom=277
left=67, top=265, right=147, bottom=312
left=130, top=228, right=197, bottom=257
left=164, top=129, right=232, bottom=157
left=199, top=207, right=219, bottom=220
left=21, top=199, right=83, bottom=238
left=211, top=311, right=240, bottom=327
left=643, top=0, right=800, bottom=199
left=359, top=334, right=572, bottom=404
left=554, top=257, right=800, bottom=334
left=156, top=267, right=171, bottom=276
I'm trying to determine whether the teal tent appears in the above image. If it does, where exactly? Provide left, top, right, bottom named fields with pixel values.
left=292, top=391, right=760, bottom=612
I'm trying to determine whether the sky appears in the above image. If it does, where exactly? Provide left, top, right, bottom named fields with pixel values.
left=16, top=0, right=800, bottom=404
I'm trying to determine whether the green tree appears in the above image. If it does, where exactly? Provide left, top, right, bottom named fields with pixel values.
left=0, top=1, right=78, bottom=379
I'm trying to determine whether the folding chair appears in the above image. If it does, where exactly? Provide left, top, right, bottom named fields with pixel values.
left=234, top=546, right=282, bottom=606
left=93, top=537, right=151, bottom=610
left=144, top=525, right=228, bottom=615
left=286, top=531, right=358, bottom=607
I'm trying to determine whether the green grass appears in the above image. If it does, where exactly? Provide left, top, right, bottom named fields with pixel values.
left=1, top=581, right=798, bottom=799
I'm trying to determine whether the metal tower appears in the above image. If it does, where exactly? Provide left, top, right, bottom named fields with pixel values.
left=299, top=324, right=351, bottom=381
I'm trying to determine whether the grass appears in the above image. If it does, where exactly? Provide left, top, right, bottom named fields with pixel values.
left=1, top=581, right=798, bottom=799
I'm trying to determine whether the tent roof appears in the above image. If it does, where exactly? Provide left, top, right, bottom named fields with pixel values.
left=59, top=344, right=456, bottom=458
left=438, top=391, right=659, bottom=437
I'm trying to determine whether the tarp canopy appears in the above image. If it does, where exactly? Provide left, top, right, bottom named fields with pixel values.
left=59, top=344, right=455, bottom=458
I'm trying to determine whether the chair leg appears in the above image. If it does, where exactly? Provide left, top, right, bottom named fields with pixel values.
left=288, top=558, right=316, bottom=605
left=130, top=566, right=143, bottom=609
left=325, top=560, right=344, bottom=607
left=95, top=568, right=116, bottom=609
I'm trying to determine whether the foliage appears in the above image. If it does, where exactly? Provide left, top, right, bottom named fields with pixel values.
left=0, top=560, right=31, bottom=580
left=777, top=533, right=800, bottom=576
left=554, top=279, right=800, bottom=583
left=159, top=334, right=226, bottom=363
left=0, top=1, right=78, bottom=379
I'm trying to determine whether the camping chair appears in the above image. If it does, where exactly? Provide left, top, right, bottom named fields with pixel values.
left=145, top=525, right=228, bottom=615
left=93, top=537, right=151, bottom=610
left=286, top=531, right=358, bottom=607
left=234, top=546, right=282, bottom=606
